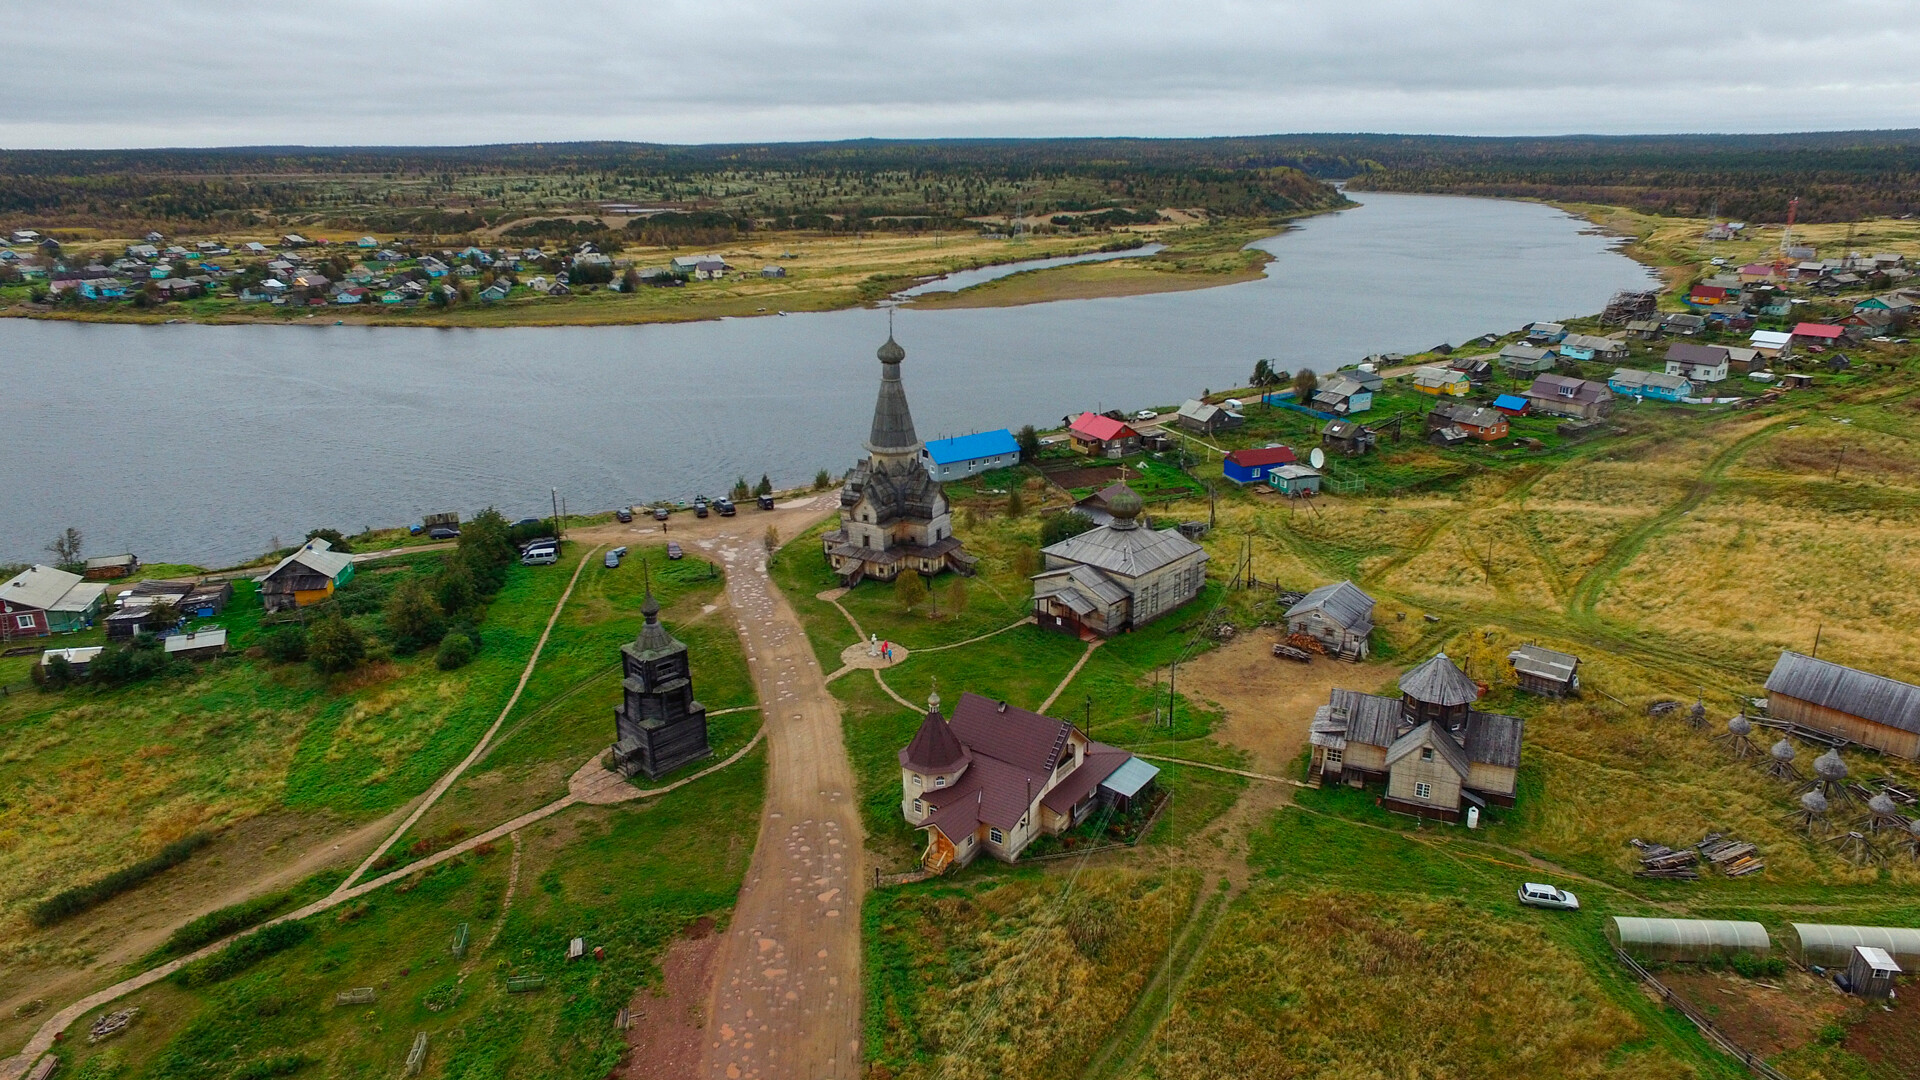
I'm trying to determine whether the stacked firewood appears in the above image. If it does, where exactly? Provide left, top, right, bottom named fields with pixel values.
left=1630, top=839, right=1699, bottom=880
left=1629, top=834, right=1764, bottom=879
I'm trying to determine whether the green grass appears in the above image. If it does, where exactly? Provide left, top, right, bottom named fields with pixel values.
left=53, top=747, right=766, bottom=1080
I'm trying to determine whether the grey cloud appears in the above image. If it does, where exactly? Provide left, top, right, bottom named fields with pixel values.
left=3, top=0, right=1917, bottom=147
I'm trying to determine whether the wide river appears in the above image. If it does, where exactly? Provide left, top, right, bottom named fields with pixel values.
left=0, top=192, right=1654, bottom=566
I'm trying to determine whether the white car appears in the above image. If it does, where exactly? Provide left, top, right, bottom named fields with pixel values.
left=1134, top=409, right=1158, bottom=421
left=1517, top=882, right=1579, bottom=910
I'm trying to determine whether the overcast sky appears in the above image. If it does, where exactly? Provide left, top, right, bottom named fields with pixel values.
left=6, top=0, right=1917, bottom=148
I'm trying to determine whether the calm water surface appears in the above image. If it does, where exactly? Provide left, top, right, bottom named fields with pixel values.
left=0, top=192, right=1653, bottom=566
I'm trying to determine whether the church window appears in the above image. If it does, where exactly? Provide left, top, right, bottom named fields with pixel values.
left=935, top=775, right=946, bottom=788
left=913, top=774, right=923, bottom=787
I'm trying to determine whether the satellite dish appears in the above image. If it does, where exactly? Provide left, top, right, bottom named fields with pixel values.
left=1309, top=447, right=1326, bottom=469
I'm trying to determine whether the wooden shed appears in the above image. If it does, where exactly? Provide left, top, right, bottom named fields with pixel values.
left=1845, top=946, right=1901, bottom=999
left=1763, top=651, right=1920, bottom=760
left=1508, top=644, right=1579, bottom=697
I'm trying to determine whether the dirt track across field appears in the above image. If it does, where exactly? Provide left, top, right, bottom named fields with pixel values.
left=685, top=498, right=865, bottom=1080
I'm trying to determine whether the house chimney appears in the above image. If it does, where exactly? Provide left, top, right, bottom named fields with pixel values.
left=997, top=701, right=1007, bottom=714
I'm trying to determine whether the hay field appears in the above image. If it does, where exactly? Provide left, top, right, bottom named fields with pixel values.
left=865, top=869, right=1200, bottom=1080
left=1139, top=888, right=1694, bottom=1080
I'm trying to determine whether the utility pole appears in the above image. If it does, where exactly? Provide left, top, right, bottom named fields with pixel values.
left=551, top=488, right=560, bottom=539
left=1167, top=659, right=1176, bottom=728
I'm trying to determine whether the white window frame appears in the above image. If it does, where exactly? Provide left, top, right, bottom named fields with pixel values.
left=913, top=774, right=923, bottom=788
left=1415, top=781, right=1432, bottom=800
left=912, top=798, right=923, bottom=813
left=1325, top=747, right=1343, bottom=765
left=934, top=776, right=946, bottom=788
left=1420, top=747, right=1434, bottom=762
left=14, top=613, right=33, bottom=630
left=989, top=827, right=1004, bottom=845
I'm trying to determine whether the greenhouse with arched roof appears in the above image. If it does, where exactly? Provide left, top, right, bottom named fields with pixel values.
left=1605, top=917, right=1771, bottom=963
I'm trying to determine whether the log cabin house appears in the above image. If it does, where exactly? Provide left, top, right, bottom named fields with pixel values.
left=258, top=537, right=356, bottom=613
left=1309, top=653, right=1523, bottom=821
left=1284, top=580, right=1375, bottom=660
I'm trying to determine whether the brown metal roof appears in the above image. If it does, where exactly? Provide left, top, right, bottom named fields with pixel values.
left=900, top=708, right=969, bottom=773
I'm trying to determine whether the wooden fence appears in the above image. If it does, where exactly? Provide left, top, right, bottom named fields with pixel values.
left=1611, top=946, right=1796, bottom=1080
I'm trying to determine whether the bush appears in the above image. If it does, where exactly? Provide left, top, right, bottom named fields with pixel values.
left=1040, top=509, right=1096, bottom=546
left=231, top=1053, right=311, bottom=1080
left=435, top=562, right=478, bottom=615
left=1006, top=488, right=1026, bottom=517
left=384, top=578, right=446, bottom=653
left=755, top=474, right=773, bottom=497
left=307, top=615, right=366, bottom=674
left=174, top=920, right=313, bottom=988
left=35, top=654, right=74, bottom=691
left=158, top=890, right=294, bottom=957
left=1017, top=425, right=1040, bottom=462
left=814, top=468, right=834, bottom=490
left=31, top=832, right=212, bottom=926
left=1729, top=951, right=1786, bottom=978
left=263, top=626, right=308, bottom=663
left=731, top=476, right=752, bottom=501
left=894, top=571, right=927, bottom=613
left=90, top=634, right=182, bottom=687
left=304, top=527, right=351, bottom=554
left=435, top=632, right=476, bottom=670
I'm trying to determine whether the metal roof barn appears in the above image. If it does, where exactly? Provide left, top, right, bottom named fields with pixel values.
left=1605, top=917, right=1771, bottom=963
left=1789, top=923, right=1920, bottom=969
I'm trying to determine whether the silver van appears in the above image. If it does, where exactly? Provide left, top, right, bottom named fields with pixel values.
left=520, top=546, right=558, bottom=566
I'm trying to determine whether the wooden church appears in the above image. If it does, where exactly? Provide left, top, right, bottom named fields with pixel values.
left=608, top=582, right=711, bottom=780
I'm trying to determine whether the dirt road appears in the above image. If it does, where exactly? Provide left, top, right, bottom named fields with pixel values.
left=687, top=497, right=865, bottom=1080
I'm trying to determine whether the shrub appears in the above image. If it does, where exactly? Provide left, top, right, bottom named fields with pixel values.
left=1006, top=488, right=1026, bottom=517
left=263, top=626, right=308, bottom=663
left=231, top=1053, right=310, bottom=1080
left=158, top=890, right=293, bottom=957
left=731, top=476, right=752, bottom=501
left=31, top=832, right=212, bottom=926
left=755, top=474, right=773, bottom=497
left=814, top=468, right=834, bottom=490
left=89, top=635, right=182, bottom=687
left=384, top=578, right=445, bottom=653
left=1040, top=510, right=1096, bottom=546
left=174, top=920, right=313, bottom=988
left=35, top=654, right=74, bottom=691
left=944, top=577, right=970, bottom=615
left=435, top=632, right=475, bottom=670
left=435, top=563, right=479, bottom=615
left=307, top=615, right=366, bottom=674
left=303, top=527, right=351, bottom=554
left=1729, top=951, right=1786, bottom=978
left=1017, top=424, right=1040, bottom=462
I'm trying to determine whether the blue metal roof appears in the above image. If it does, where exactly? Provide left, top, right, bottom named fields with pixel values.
left=1100, top=756, right=1160, bottom=798
left=1493, top=394, right=1529, bottom=411
left=924, top=428, right=1019, bottom=465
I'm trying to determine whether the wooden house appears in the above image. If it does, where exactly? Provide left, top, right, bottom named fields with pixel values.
left=1492, top=394, right=1530, bottom=416
left=1267, top=464, right=1322, bottom=494
left=1497, top=344, right=1554, bottom=374
left=1321, top=419, right=1376, bottom=457
left=1308, top=653, right=1523, bottom=821
left=1523, top=374, right=1612, bottom=420
left=1067, top=412, right=1140, bottom=458
left=900, top=691, right=1158, bottom=870
left=1310, top=375, right=1373, bottom=415
left=1175, top=399, right=1241, bottom=435
left=1749, top=329, right=1794, bottom=360
left=1664, top=313, right=1708, bottom=336
left=1792, top=322, right=1845, bottom=347
left=1222, top=445, right=1296, bottom=485
left=1608, top=368, right=1693, bottom=402
left=1624, top=318, right=1664, bottom=340
left=1763, top=651, right=1920, bottom=760
left=1285, top=580, right=1374, bottom=660
left=1508, top=644, right=1579, bottom=697
left=1032, top=484, right=1207, bottom=637
left=1426, top=400, right=1509, bottom=441
left=1559, top=333, right=1630, bottom=361
left=82, top=554, right=140, bottom=580
left=1445, top=355, right=1493, bottom=385
left=1526, top=321, right=1567, bottom=344
left=1664, top=343, right=1730, bottom=384
left=258, top=537, right=356, bottom=613
left=1, top=565, right=108, bottom=639
left=1411, top=365, right=1471, bottom=396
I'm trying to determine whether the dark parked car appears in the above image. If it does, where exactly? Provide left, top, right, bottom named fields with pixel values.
left=653, top=506, right=670, bottom=521
left=512, top=517, right=541, bottom=528
left=427, top=526, right=460, bottom=540
left=715, top=498, right=736, bottom=517
left=666, top=542, right=684, bottom=560
left=694, top=502, right=709, bottom=519
left=615, top=507, right=633, bottom=523
left=757, top=494, right=776, bottom=510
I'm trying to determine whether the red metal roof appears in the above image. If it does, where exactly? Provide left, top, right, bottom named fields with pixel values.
left=1793, top=323, right=1844, bottom=339
left=1225, top=446, right=1297, bottom=468
left=1069, top=412, right=1135, bottom=442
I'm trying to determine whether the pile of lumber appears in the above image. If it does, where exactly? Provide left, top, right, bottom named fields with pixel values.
left=88, top=1007, right=139, bottom=1044
left=1284, top=632, right=1327, bottom=656
left=1630, top=834, right=1764, bottom=879
left=1700, top=834, right=1764, bottom=877
left=1273, top=643, right=1314, bottom=663
left=1630, top=839, right=1699, bottom=879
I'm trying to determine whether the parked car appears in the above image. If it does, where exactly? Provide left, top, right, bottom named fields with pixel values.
left=694, top=502, right=709, bottom=519
left=1134, top=409, right=1157, bottom=421
left=757, top=494, right=776, bottom=510
left=521, top=547, right=558, bottom=566
left=666, top=542, right=684, bottom=560
left=1517, top=883, right=1579, bottom=910
left=603, top=549, right=622, bottom=568
left=512, top=517, right=541, bottom=527
left=653, top=506, right=670, bottom=521
left=615, top=507, right=633, bottom=523
left=715, top=497, right=736, bottom=517
left=428, top=525, right=460, bottom=540
left=518, top=537, right=556, bottom=553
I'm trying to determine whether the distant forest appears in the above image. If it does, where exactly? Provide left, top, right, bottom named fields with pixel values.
left=1, top=131, right=1915, bottom=233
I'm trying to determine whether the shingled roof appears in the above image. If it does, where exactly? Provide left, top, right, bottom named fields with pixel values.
left=1286, top=580, right=1375, bottom=635
left=1398, top=653, right=1483, bottom=707
left=901, top=704, right=970, bottom=772
left=1766, top=652, right=1920, bottom=735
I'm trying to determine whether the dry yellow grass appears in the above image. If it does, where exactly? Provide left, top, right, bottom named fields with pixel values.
left=1143, top=888, right=1694, bottom=1080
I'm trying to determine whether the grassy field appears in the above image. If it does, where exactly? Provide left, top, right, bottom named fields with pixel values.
left=0, top=540, right=751, bottom=1055
left=48, top=748, right=765, bottom=1080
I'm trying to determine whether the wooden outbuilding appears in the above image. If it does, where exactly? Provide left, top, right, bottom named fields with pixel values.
left=82, top=554, right=140, bottom=580
left=1844, top=946, right=1901, bottom=1000
left=1507, top=644, right=1579, bottom=697
left=258, top=537, right=356, bottom=613
left=1320, top=419, right=1376, bottom=457
left=1763, top=651, right=1920, bottom=760
left=1285, top=580, right=1374, bottom=661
